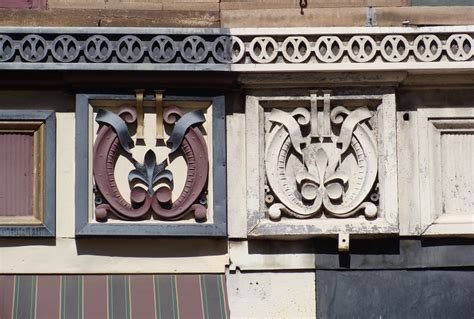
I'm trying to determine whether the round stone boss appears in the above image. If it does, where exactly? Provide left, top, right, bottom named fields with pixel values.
left=116, top=35, right=145, bottom=63
left=413, top=34, right=443, bottom=62
left=180, top=35, right=209, bottom=63
left=281, top=36, right=311, bottom=63
left=380, top=35, right=410, bottom=62
left=148, top=35, right=178, bottom=63
left=248, top=37, right=279, bottom=63
left=0, top=35, right=16, bottom=62
left=347, top=35, right=377, bottom=63
left=19, top=35, right=48, bottom=62
left=445, top=34, right=473, bottom=61
left=51, top=35, right=81, bottom=63
left=314, top=36, right=344, bottom=63
left=84, top=35, right=113, bottom=63
left=211, top=35, right=245, bottom=64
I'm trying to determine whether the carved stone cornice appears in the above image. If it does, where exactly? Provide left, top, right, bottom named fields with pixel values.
left=0, top=26, right=472, bottom=72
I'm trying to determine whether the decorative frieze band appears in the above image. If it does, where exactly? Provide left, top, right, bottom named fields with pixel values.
left=0, top=27, right=473, bottom=71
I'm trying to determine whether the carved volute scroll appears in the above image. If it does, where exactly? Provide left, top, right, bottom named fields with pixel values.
left=93, top=104, right=209, bottom=222
left=264, top=92, right=379, bottom=221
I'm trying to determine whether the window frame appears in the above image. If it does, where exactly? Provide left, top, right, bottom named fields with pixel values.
left=0, top=109, right=56, bottom=237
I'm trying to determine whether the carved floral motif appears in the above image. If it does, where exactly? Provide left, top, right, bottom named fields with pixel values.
left=265, top=96, right=378, bottom=221
left=93, top=105, right=209, bottom=222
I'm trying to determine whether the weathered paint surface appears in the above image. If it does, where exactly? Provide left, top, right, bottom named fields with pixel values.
left=0, top=133, right=34, bottom=217
left=317, top=269, right=474, bottom=319
left=227, top=271, right=316, bottom=319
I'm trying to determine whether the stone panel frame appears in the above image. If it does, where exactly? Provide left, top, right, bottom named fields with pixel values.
left=75, top=94, right=227, bottom=237
left=245, top=91, right=398, bottom=238
left=0, top=110, right=56, bottom=237
left=418, top=107, right=474, bottom=236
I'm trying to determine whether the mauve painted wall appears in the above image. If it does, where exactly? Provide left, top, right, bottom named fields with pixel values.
left=0, top=133, right=34, bottom=217
left=0, top=0, right=45, bottom=9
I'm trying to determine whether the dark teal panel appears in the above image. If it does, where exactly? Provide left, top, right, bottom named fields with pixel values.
left=412, top=0, right=474, bottom=6
left=317, top=269, right=474, bottom=319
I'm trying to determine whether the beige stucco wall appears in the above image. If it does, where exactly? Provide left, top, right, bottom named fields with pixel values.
left=226, top=271, right=316, bottom=319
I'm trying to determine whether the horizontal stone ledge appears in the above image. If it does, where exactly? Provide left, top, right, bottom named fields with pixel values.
left=221, top=6, right=474, bottom=27
left=0, top=8, right=220, bottom=28
left=0, top=27, right=472, bottom=72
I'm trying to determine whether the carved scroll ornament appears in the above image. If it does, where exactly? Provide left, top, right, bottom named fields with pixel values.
left=93, top=105, right=209, bottom=222
left=265, top=101, right=379, bottom=221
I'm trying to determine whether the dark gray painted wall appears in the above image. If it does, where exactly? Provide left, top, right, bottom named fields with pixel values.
left=316, top=269, right=474, bottom=319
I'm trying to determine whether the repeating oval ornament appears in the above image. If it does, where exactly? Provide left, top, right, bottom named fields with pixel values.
left=116, top=35, right=144, bottom=63
left=413, top=34, right=442, bottom=62
left=180, top=36, right=208, bottom=63
left=51, top=35, right=81, bottom=62
left=20, top=35, right=48, bottom=62
left=347, top=36, right=377, bottom=62
left=380, top=35, right=410, bottom=62
left=314, top=36, right=344, bottom=63
left=0, top=31, right=472, bottom=69
left=281, top=36, right=311, bottom=63
left=211, top=35, right=245, bottom=63
left=249, top=37, right=278, bottom=63
left=0, top=35, right=15, bottom=62
left=148, top=35, right=178, bottom=63
left=445, top=34, right=473, bottom=61
left=84, top=35, right=113, bottom=63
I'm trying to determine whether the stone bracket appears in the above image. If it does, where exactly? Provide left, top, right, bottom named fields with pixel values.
left=338, top=233, right=350, bottom=252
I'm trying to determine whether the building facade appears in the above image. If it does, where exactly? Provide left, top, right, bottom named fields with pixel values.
left=1, top=1, right=474, bottom=318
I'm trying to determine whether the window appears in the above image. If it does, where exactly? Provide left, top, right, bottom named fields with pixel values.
left=0, top=110, right=55, bottom=237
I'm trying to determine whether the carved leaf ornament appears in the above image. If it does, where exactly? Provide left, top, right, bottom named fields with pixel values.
left=93, top=105, right=209, bottom=222
left=265, top=102, right=378, bottom=221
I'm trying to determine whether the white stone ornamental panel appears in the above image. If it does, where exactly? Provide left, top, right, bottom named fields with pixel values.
left=246, top=91, right=398, bottom=238
left=418, top=108, right=474, bottom=236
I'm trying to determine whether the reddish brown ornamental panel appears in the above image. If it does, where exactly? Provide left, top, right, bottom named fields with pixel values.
left=0, top=133, right=34, bottom=217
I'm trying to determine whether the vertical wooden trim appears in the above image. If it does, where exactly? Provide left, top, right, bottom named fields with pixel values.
left=75, top=94, right=90, bottom=235
left=155, top=90, right=164, bottom=140
left=33, top=123, right=45, bottom=224
left=135, top=90, right=145, bottom=140
left=245, top=96, right=262, bottom=234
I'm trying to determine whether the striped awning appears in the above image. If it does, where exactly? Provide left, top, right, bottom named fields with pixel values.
left=0, top=275, right=229, bottom=319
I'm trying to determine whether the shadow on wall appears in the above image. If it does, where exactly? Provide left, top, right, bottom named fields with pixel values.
left=0, top=238, right=56, bottom=247
left=75, top=238, right=228, bottom=258
left=312, top=237, right=474, bottom=269
left=0, top=238, right=227, bottom=258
